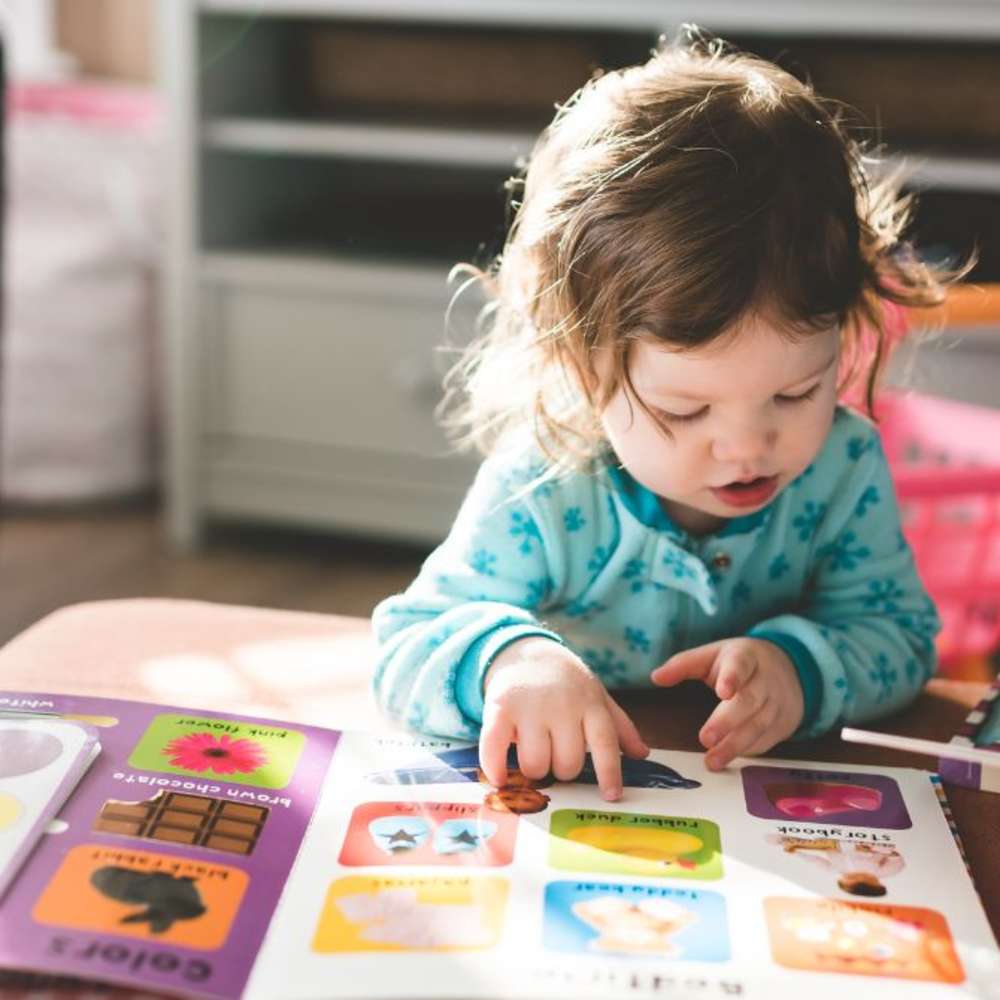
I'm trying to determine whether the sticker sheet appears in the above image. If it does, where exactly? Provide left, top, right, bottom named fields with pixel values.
left=0, top=714, right=99, bottom=899
left=0, top=691, right=997, bottom=1000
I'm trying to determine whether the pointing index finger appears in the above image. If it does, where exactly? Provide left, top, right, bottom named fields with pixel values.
left=650, top=640, right=726, bottom=688
left=584, top=711, right=624, bottom=801
left=478, top=709, right=513, bottom=788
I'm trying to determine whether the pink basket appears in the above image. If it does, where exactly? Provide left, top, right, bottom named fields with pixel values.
left=877, top=391, right=1000, bottom=671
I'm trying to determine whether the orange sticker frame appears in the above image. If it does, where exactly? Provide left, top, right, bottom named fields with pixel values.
left=32, top=845, right=249, bottom=952
left=765, top=896, right=964, bottom=983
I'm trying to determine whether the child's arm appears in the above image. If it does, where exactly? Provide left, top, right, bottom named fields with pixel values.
left=374, top=451, right=646, bottom=797
left=371, top=452, right=568, bottom=740
left=653, top=421, right=940, bottom=760
left=742, top=424, right=941, bottom=738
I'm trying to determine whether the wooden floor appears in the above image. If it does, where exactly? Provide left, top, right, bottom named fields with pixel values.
left=0, top=500, right=430, bottom=645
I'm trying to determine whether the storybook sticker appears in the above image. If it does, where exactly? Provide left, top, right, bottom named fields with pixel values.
left=548, top=810, right=722, bottom=879
left=742, top=765, right=912, bottom=829
left=339, top=801, right=518, bottom=867
left=544, top=881, right=729, bottom=962
left=312, top=875, right=509, bottom=953
left=766, top=832, right=905, bottom=897
left=128, top=715, right=305, bottom=789
left=764, top=897, right=964, bottom=983
left=32, top=845, right=249, bottom=951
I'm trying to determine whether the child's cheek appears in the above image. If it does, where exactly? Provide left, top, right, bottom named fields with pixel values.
left=794, top=396, right=838, bottom=469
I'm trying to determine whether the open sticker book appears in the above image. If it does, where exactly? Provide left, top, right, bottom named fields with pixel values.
left=0, top=690, right=996, bottom=1000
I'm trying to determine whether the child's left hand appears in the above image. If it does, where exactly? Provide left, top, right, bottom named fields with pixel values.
left=650, top=638, right=804, bottom=770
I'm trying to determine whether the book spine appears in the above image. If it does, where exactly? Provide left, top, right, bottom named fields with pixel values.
left=930, top=773, right=971, bottom=876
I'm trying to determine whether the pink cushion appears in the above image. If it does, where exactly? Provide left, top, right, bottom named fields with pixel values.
left=0, top=600, right=391, bottom=998
left=0, top=599, right=387, bottom=732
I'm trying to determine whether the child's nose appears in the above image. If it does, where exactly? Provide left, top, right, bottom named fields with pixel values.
left=711, top=423, right=778, bottom=464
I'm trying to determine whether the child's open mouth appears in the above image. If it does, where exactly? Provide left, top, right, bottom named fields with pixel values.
left=710, top=475, right=779, bottom=509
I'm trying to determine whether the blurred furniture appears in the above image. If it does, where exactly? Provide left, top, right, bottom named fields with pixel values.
left=1, top=82, right=161, bottom=502
left=56, top=0, right=155, bottom=83
left=889, top=285, right=1000, bottom=410
left=880, top=391, right=1000, bottom=679
left=0, top=597, right=998, bottom=963
left=0, top=40, right=4, bottom=496
left=161, top=1, right=1000, bottom=548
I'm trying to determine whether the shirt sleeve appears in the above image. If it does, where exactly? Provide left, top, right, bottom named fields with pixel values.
left=371, top=452, right=567, bottom=739
left=749, top=421, right=941, bottom=739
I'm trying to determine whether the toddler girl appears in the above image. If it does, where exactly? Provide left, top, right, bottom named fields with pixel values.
left=372, top=34, right=949, bottom=800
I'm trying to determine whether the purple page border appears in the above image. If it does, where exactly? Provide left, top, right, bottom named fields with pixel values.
left=0, top=691, right=340, bottom=1000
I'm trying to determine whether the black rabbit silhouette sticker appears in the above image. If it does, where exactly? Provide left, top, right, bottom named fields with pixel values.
left=90, top=866, right=207, bottom=934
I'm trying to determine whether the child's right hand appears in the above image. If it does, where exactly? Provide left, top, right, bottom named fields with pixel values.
left=480, top=636, right=649, bottom=801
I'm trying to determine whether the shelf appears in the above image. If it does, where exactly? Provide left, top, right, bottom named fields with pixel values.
left=197, top=1, right=1000, bottom=39
left=204, top=122, right=1000, bottom=194
left=166, top=0, right=1000, bottom=550
left=203, top=117, right=535, bottom=169
left=890, top=150, right=1000, bottom=194
left=199, top=250, right=458, bottom=295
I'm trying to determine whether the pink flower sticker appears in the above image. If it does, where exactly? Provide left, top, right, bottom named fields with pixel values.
left=130, top=714, right=305, bottom=788
left=163, top=731, right=268, bottom=775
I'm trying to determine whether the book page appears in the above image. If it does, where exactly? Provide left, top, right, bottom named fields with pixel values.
left=0, top=691, right=339, bottom=1000
left=247, top=733, right=1000, bottom=1000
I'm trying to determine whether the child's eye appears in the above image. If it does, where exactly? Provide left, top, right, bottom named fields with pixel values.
left=775, top=383, right=820, bottom=405
left=654, top=405, right=708, bottom=424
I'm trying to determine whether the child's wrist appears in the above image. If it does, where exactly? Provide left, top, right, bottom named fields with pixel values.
left=483, top=635, right=565, bottom=690
left=747, top=630, right=820, bottom=735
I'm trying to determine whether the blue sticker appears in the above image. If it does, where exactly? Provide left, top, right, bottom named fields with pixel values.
left=543, top=881, right=730, bottom=962
left=368, top=816, right=430, bottom=854
left=433, top=819, right=497, bottom=855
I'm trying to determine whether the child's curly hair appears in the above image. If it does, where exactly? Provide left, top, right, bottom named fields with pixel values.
left=441, top=31, right=958, bottom=473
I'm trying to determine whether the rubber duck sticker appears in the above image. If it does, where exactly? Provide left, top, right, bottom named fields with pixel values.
left=367, top=747, right=700, bottom=814
left=90, top=866, right=207, bottom=934
left=567, top=825, right=704, bottom=868
left=549, top=810, right=723, bottom=879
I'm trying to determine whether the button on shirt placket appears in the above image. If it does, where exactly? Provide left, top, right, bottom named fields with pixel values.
left=710, top=551, right=732, bottom=573
left=651, top=535, right=718, bottom=618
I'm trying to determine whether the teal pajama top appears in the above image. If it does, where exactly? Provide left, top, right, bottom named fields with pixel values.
left=372, top=407, right=940, bottom=742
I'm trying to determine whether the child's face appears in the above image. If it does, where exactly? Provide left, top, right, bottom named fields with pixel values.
left=599, top=315, right=840, bottom=534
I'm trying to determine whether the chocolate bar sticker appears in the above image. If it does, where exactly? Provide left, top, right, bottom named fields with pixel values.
left=94, top=792, right=268, bottom=855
